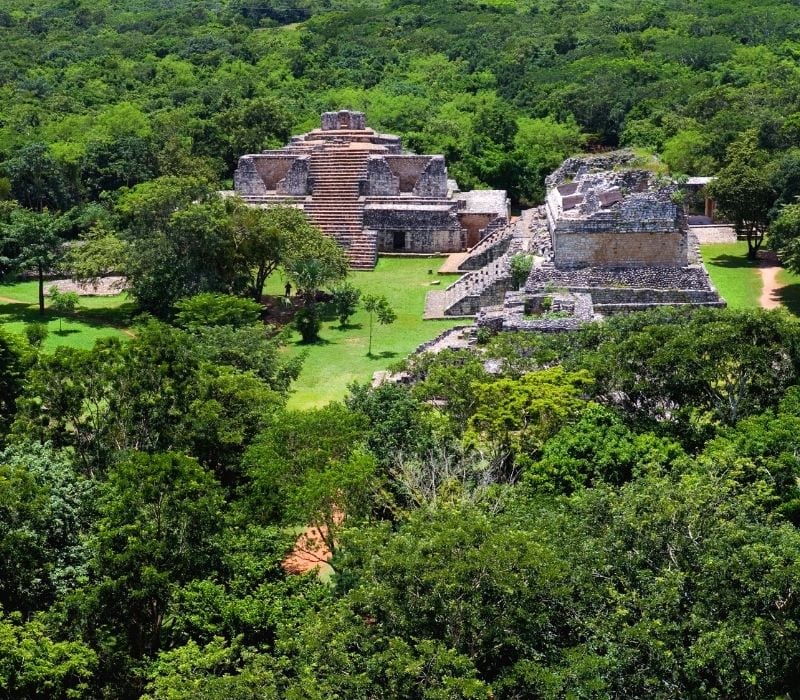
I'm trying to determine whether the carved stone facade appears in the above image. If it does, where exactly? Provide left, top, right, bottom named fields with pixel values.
left=231, top=111, right=508, bottom=269
left=426, top=152, right=724, bottom=324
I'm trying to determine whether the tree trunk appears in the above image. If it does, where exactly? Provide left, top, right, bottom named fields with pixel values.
left=38, top=264, right=45, bottom=315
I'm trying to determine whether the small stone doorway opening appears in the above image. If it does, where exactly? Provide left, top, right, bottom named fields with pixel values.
left=393, top=231, right=406, bottom=250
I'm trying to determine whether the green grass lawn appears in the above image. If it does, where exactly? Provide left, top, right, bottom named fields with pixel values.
left=266, top=257, right=463, bottom=409
left=700, top=242, right=762, bottom=309
left=0, top=279, right=133, bottom=351
left=1, top=260, right=465, bottom=402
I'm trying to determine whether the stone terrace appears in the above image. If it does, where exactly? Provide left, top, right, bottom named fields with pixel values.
left=233, top=110, right=508, bottom=269
left=424, top=152, right=724, bottom=325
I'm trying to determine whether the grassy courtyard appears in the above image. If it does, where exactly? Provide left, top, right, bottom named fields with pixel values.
left=1, top=259, right=462, bottom=407
left=266, top=257, right=463, bottom=409
left=0, top=280, right=133, bottom=350
left=699, top=242, right=762, bottom=309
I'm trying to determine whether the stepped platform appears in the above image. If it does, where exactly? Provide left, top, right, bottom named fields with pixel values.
left=232, top=110, right=509, bottom=270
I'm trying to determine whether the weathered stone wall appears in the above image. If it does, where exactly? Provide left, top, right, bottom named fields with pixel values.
left=526, top=263, right=715, bottom=291
left=553, top=230, right=687, bottom=267
left=580, top=287, right=722, bottom=305
left=252, top=155, right=297, bottom=190
left=375, top=228, right=465, bottom=253
left=364, top=206, right=455, bottom=231
left=444, top=278, right=510, bottom=315
left=384, top=156, right=433, bottom=192
left=321, top=110, right=366, bottom=130
left=459, top=226, right=513, bottom=270
left=233, top=156, right=267, bottom=196
left=690, top=225, right=737, bottom=244
left=458, top=213, right=495, bottom=248
left=276, top=157, right=310, bottom=195
left=362, top=157, right=399, bottom=196
left=545, top=150, right=638, bottom=189
left=365, top=205, right=465, bottom=253
left=413, top=157, right=448, bottom=198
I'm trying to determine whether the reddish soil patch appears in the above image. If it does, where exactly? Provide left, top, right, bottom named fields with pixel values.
left=282, top=509, right=343, bottom=576
left=282, top=523, right=333, bottom=575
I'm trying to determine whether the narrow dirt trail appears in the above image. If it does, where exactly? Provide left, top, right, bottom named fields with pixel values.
left=759, top=252, right=784, bottom=310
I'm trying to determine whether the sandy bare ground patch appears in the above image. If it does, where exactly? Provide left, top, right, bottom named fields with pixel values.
left=48, top=276, right=127, bottom=296
left=282, top=523, right=333, bottom=575
left=759, top=252, right=783, bottom=310
left=282, top=509, right=343, bottom=577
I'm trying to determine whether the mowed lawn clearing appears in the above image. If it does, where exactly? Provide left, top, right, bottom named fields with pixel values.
left=2, top=259, right=464, bottom=402
left=266, top=257, right=463, bottom=409
left=0, top=279, right=133, bottom=350
left=700, top=242, right=762, bottom=309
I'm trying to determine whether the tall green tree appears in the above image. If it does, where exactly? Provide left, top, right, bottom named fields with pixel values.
left=125, top=197, right=243, bottom=317
left=0, top=328, right=27, bottom=438
left=769, top=202, right=800, bottom=273
left=85, top=452, right=224, bottom=664
left=229, top=203, right=308, bottom=303
left=0, top=207, right=66, bottom=313
left=707, top=131, right=777, bottom=259
left=0, top=443, right=92, bottom=613
left=0, top=611, right=97, bottom=699
left=283, top=224, right=349, bottom=342
left=3, top=143, right=74, bottom=212
left=80, top=135, right=158, bottom=199
left=362, top=293, right=396, bottom=356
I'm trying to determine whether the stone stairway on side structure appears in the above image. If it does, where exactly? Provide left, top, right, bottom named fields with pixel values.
left=306, top=146, right=376, bottom=270
left=424, top=219, right=531, bottom=319
left=458, top=218, right=514, bottom=271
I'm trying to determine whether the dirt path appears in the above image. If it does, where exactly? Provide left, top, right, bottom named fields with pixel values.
left=759, top=252, right=784, bottom=310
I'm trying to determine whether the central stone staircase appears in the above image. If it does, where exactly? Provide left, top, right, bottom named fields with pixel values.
left=305, top=146, right=376, bottom=270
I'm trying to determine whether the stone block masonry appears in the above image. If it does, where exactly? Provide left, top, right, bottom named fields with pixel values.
left=425, top=152, right=723, bottom=325
left=554, top=230, right=687, bottom=268
left=231, top=111, right=507, bottom=269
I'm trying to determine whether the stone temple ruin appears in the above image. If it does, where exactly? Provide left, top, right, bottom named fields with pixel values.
left=232, top=110, right=509, bottom=269
left=424, top=151, right=724, bottom=332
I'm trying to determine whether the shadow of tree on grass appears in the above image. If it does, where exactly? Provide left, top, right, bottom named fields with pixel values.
left=366, top=350, right=399, bottom=360
left=777, top=284, right=800, bottom=317
left=0, top=300, right=136, bottom=333
left=705, top=254, right=760, bottom=269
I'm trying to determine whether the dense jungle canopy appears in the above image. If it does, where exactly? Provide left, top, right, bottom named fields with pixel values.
left=3, top=0, right=800, bottom=205
left=4, top=2, right=800, bottom=699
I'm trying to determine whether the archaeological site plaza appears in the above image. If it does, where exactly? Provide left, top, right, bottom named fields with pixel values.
left=232, top=110, right=509, bottom=269
left=231, top=113, right=722, bottom=334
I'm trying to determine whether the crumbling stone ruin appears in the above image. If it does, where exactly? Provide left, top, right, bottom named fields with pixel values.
left=425, top=151, right=724, bottom=331
left=232, top=110, right=509, bottom=269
